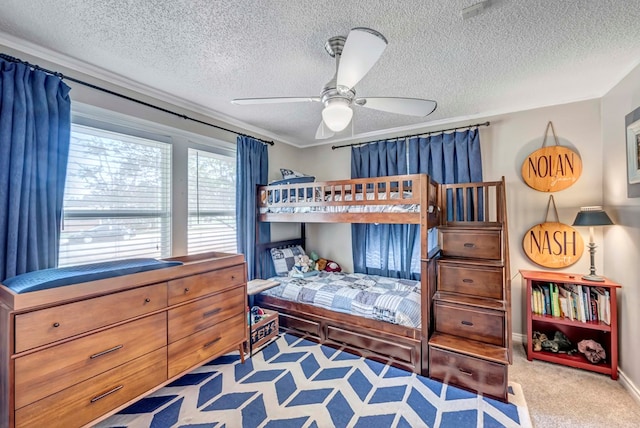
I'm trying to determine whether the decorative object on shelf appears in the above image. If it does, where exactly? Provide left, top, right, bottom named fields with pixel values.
left=572, top=206, right=614, bottom=282
left=540, top=331, right=576, bottom=355
left=578, top=339, right=606, bottom=364
left=625, top=105, right=640, bottom=197
left=522, top=195, right=584, bottom=268
left=531, top=331, right=548, bottom=352
left=521, top=121, right=582, bottom=192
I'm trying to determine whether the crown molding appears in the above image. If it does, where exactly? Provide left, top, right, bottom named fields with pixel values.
left=0, top=31, right=297, bottom=147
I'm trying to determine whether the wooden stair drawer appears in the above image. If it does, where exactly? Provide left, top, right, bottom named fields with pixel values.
left=14, top=283, right=167, bottom=352
left=429, top=346, right=507, bottom=402
left=434, top=301, right=505, bottom=346
left=14, top=312, right=167, bottom=409
left=168, top=264, right=246, bottom=305
left=168, top=286, right=246, bottom=343
left=15, top=348, right=167, bottom=428
left=438, top=262, right=503, bottom=299
left=440, top=229, right=502, bottom=260
left=168, top=311, right=246, bottom=378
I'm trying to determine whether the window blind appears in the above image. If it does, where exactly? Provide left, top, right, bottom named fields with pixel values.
left=59, top=124, right=172, bottom=266
left=187, top=148, right=237, bottom=254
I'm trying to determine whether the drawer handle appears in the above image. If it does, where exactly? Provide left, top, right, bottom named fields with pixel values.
left=203, top=308, right=222, bottom=318
left=463, top=243, right=475, bottom=248
left=458, top=367, right=474, bottom=377
left=184, top=287, right=190, bottom=293
left=231, top=275, right=236, bottom=280
left=144, top=298, right=151, bottom=303
left=90, top=385, right=123, bottom=403
left=461, top=320, right=474, bottom=326
left=90, top=344, right=123, bottom=360
left=52, top=322, right=60, bottom=328
left=203, top=337, right=221, bottom=349
left=462, top=278, right=474, bottom=283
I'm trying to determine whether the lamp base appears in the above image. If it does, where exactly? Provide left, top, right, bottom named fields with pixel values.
left=582, top=274, right=605, bottom=282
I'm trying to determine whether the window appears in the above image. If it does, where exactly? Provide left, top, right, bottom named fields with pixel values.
left=187, top=148, right=237, bottom=254
left=59, top=124, right=171, bottom=266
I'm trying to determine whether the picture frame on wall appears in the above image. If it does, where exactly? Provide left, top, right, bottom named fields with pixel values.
left=625, top=106, right=640, bottom=197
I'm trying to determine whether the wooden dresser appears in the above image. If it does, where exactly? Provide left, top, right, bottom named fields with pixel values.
left=0, top=252, right=247, bottom=428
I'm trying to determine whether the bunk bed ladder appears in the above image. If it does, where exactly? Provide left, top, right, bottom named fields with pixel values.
left=428, top=177, right=512, bottom=402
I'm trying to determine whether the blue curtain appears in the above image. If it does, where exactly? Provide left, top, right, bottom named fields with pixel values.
left=351, top=129, right=482, bottom=279
left=236, top=136, right=270, bottom=280
left=0, top=59, right=71, bottom=281
left=408, top=128, right=483, bottom=221
left=351, top=141, right=416, bottom=279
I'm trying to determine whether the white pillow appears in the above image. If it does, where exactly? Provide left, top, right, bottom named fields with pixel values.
left=280, top=168, right=310, bottom=180
left=270, top=245, right=306, bottom=277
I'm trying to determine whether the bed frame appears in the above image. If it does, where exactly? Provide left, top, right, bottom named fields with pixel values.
left=254, top=174, right=504, bottom=376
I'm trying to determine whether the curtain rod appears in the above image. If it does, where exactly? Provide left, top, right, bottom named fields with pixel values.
left=331, top=121, right=490, bottom=150
left=0, top=53, right=275, bottom=146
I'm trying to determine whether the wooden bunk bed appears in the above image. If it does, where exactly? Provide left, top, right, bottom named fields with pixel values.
left=254, top=173, right=511, bottom=399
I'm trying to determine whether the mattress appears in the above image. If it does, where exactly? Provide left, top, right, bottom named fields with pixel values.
left=260, top=271, right=422, bottom=328
left=2, top=258, right=183, bottom=294
left=261, top=191, right=420, bottom=214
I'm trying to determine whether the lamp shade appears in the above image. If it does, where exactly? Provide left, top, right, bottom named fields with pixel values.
left=322, top=98, right=353, bottom=132
left=572, top=206, right=614, bottom=226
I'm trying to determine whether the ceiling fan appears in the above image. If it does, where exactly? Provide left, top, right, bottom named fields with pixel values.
left=231, top=28, right=437, bottom=139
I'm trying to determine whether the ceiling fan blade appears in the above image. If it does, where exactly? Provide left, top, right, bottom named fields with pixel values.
left=336, top=28, right=387, bottom=90
left=232, top=96, right=321, bottom=105
left=315, top=120, right=335, bottom=139
left=355, top=97, right=437, bottom=116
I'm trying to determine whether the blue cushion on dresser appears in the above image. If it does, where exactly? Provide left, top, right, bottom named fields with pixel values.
left=2, top=258, right=183, bottom=294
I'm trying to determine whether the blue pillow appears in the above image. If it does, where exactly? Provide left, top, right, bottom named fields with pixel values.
left=3, top=258, right=184, bottom=294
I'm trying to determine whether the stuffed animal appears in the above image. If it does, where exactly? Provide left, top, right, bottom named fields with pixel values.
left=292, top=254, right=314, bottom=274
left=316, top=258, right=328, bottom=271
left=532, top=331, right=548, bottom=352
left=325, top=260, right=341, bottom=272
left=577, top=339, right=606, bottom=364
left=541, top=331, right=576, bottom=355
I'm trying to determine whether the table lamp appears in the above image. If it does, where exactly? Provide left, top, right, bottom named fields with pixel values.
left=572, top=206, right=614, bottom=282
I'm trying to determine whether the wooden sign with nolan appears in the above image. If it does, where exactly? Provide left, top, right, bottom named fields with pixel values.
left=521, top=122, right=582, bottom=192
left=522, top=196, right=584, bottom=268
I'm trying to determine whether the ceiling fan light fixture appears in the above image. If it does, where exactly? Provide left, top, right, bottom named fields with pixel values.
left=322, top=98, right=353, bottom=132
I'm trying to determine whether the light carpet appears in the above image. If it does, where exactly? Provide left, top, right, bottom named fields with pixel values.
left=99, top=334, right=532, bottom=428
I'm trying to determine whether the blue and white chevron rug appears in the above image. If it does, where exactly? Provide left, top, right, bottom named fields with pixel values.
left=99, top=334, right=532, bottom=428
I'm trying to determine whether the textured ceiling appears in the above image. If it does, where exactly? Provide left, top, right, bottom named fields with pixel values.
left=1, top=0, right=640, bottom=147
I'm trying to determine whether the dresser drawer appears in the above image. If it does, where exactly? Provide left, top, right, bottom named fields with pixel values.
left=440, top=229, right=501, bottom=260
left=429, top=346, right=507, bottom=401
left=15, top=283, right=167, bottom=353
left=15, top=312, right=166, bottom=409
left=434, top=301, right=505, bottom=346
left=168, top=264, right=246, bottom=305
left=168, top=286, right=245, bottom=343
left=438, top=262, right=503, bottom=299
left=15, top=348, right=167, bottom=428
left=168, top=312, right=246, bottom=378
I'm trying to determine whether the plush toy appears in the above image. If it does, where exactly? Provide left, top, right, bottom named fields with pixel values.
left=577, top=339, right=606, bottom=364
left=324, top=260, right=341, bottom=272
left=292, top=254, right=314, bottom=274
left=316, top=258, right=328, bottom=271
left=531, top=331, right=548, bottom=352
left=541, top=331, right=576, bottom=355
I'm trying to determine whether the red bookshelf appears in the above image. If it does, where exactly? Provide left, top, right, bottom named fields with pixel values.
left=520, top=270, right=620, bottom=379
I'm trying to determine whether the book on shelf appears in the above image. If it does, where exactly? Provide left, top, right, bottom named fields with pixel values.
left=543, top=284, right=551, bottom=315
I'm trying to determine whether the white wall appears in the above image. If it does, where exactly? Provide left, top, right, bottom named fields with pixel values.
left=601, top=62, right=640, bottom=392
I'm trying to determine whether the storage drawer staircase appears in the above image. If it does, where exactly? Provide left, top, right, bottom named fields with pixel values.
left=428, top=179, right=512, bottom=402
